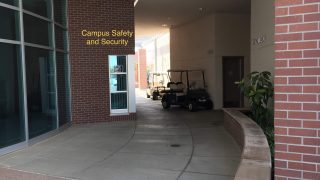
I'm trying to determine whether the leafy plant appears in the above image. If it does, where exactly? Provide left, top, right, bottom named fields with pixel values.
left=236, top=71, right=274, bottom=178
left=236, top=71, right=274, bottom=127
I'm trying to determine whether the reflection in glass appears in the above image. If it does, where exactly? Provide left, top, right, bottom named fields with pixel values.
left=109, top=56, right=127, bottom=73
left=111, top=93, right=127, bottom=110
left=0, top=6, right=20, bottom=40
left=0, top=43, right=25, bottom=148
left=24, top=14, right=52, bottom=46
left=0, top=0, right=19, bottom=6
left=56, top=52, right=70, bottom=126
left=25, top=46, right=57, bottom=138
left=55, top=26, right=68, bottom=50
left=54, top=0, right=66, bottom=26
left=110, top=75, right=127, bottom=92
left=23, top=0, right=51, bottom=18
left=109, top=55, right=128, bottom=111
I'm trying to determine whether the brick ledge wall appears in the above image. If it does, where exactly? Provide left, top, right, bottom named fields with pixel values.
left=223, top=108, right=272, bottom=180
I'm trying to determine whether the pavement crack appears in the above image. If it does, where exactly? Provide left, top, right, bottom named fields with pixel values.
left=176, top=118, right=195, bottom=180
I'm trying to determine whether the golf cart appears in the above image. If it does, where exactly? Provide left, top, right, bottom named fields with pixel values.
left=146, top=72, right=170, bottom=100
left=161, top=69, right=213, bottom=111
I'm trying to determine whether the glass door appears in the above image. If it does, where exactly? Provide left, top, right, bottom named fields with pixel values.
left=109, top=55, right=128, bottom=114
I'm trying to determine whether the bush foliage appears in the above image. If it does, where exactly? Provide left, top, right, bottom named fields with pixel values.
left=236, top=71, right=274, bottom=161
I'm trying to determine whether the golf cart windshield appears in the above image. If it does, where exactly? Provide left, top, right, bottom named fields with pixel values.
left=187, top=71, right=205, bottom=90
left=148, top=73, right=169, bottom=87
left=168, top=69, right=206, bottom=90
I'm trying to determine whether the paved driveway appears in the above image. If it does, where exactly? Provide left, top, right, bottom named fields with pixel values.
left=0, top=94, right=240, bottom=180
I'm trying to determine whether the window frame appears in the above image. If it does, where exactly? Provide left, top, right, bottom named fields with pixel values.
left=109, top=55, right=129, bottom=115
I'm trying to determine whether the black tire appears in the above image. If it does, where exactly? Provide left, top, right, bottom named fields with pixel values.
left=162, top=100, right=170, bottom=109
left=206, top=100, right=213, bottom=110
left=152, top=92, right=158, bottom=100
left=188, top=102, right=197, bottom=112
left=146, top=93, right=150, bottom=98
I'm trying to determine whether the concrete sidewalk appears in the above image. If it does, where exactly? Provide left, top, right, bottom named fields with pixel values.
left=0, top=95, right=240, bottom=180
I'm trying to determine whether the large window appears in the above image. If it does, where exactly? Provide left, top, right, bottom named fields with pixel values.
left=0, top=6, right=20, bottom=40
left=0, top=0, right=19, bottom=6
left=24, top=14, right=52, bottom=46
left=55, top=26, right=68, bottom=50
left=23, top=0, right=51, bottom=18
left=0, top=0, right=70, bottom=154
left=56, top=52, right=70, bottom=127
left=25, top=47, right=57, bottom=138
left=0, top=43, right=25, bottom=148
left=109, top=55, right=128, bottom=114
left=54, top=0, right=66, bottom=26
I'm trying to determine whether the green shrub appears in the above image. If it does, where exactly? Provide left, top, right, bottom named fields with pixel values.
left=236, top=71, right=274, bottom=162
left=236, top=71, right=274, bottom=127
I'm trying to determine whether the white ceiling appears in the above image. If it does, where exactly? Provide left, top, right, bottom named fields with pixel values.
left=135, top=0, right=251, bottom=45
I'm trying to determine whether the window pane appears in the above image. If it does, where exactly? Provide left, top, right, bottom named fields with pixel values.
left=54, top=0, right=66, bottom=26
left=23, top=0, right=51, bottom=18
left=0, top=43, right=25, bottom=148
left=110, top=74, right=127, bottom=92
left=56, top=52, right=70, bottom=126
left=25, top=46, right=57, bottom=138
left=24, top=13, right=52, bottom=46
left=55, top=26, right=67, bottom=50
left=0, top=0, right=19, bottom=6
left=111, top=93, right=127, bottom=110
left=109, top=55, right=127, bottom=73
left=0, top=6, right=20, bottom=40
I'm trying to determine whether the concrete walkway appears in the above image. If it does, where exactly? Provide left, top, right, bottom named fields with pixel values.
left=0, top=95, right=241, bottom=180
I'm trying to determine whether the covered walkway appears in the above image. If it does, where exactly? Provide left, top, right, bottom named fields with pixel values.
left=0, top=94, right=240, bottom=180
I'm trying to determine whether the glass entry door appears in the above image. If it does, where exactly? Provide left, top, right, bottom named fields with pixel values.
left=109, top=55, right=128, bottom=114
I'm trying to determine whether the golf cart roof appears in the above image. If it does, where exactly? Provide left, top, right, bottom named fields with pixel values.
left=149, top=72, right=167, bottom=75
left=167, top=69, right=204, bottom=73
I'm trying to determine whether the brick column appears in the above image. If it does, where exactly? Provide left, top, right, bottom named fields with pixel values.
left=68, top=0, right=135, bottom=123
left=274, top=0, right=320, bottom=179
left=137, top=49, right=148, bottom=89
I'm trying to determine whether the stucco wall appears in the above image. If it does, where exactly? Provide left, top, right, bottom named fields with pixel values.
left=251, top=0, right=275, bottom=74
left=170, top=14, right=250, bottom=109
left=170, top=15, right=215, bottom=104
left=214, top=14, right=251, bottom=109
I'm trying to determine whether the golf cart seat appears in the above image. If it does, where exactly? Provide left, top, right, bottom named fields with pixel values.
left=167, top=82, right=184, bottom=93
left=175, top=82, right=186, bottom=96
left=176, top=82, right=185, bottom=90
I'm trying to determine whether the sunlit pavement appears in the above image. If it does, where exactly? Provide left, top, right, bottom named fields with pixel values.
left=0, top=90, right=241, bottom=180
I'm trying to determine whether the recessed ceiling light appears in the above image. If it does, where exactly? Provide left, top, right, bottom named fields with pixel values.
left=162, top=24, right=168, bottom=27
left=198, top=7, right=204, bottom=11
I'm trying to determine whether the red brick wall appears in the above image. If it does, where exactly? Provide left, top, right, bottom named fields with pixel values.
left=68, top=0, right=135, bottom=124
left=137, top=49, right=148, bottom=89
left=274, top=0, right=320, bottom=179
left=135, top=53, right=139, bottom=88
left=134, top=49, right=148, bottom=89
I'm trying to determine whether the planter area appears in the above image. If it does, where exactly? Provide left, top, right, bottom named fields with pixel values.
left=223, top=108, right=271, bottom=180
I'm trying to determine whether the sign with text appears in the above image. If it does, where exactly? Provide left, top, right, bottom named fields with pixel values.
left=81, top=30, right=133, bottom=46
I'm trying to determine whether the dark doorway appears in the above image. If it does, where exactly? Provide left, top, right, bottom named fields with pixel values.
left=222, top=56, right=244, bottom=108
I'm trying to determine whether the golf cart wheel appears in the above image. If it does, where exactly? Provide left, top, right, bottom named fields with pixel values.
left=162, top=101, right=170, bottom=109
left=188, top=102, right=197, bottom=112
left=146, top=93, right=150, bottom=98
left=206, top=100, right=213, bottom=110
left=152, top=92, right=158, bottom=100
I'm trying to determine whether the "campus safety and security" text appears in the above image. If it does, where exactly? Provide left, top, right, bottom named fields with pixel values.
left=81, top=30, right=133, bottom=46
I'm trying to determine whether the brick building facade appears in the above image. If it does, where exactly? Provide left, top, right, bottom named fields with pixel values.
left=135, top=49, right=148, bottom=89
left=274, top=0, right=320, bottom=179
left=68, top=0, right=136, bottom=124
